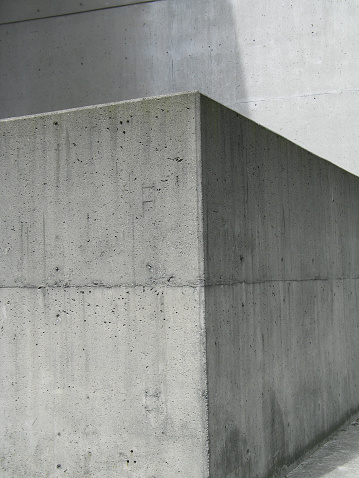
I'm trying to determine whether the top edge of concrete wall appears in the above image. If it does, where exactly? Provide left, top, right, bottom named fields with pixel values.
left=0, top=91, right=204, bottom=288
left=2, top=90, right=352, bottom=177
left=0, top=0, right=162, bottom=24
left=0, top=91, right=199, bottom=122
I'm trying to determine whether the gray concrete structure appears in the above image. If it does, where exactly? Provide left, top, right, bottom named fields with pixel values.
left=0, top=93, right=208, bottom=477
left=1, top=0, right=358, bottom=174
left=2, top=92, right=359, bottom=477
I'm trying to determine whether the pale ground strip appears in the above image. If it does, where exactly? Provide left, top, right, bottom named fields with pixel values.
left=286, top=417, right=359, bottom=478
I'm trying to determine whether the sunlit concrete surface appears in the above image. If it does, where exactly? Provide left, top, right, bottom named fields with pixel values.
left=286, top=417, right=359, bottom=478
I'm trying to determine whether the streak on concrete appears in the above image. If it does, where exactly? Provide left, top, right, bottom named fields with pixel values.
left=2, top=92, right=359, bottom=477
left=0, top=0, right=161, bottom=24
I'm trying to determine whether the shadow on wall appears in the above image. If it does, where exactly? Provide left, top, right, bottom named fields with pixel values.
left=0, top=0, right=249, bottom=118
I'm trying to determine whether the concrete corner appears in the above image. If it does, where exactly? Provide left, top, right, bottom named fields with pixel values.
left=2, top=92, right=359, bottom=477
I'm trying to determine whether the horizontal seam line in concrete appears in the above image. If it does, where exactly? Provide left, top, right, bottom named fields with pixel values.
left=207, top=277, right=359, bottom=286
left=1, top=277, right=359, bottom=290
left=0, top=284, right=203, bottom=290
left=0, top=0, right=164, bottom=26
left=237, top=89, right=356, bottom=105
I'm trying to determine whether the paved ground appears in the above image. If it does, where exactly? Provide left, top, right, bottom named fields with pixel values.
left=286, top=417, right=359, bottom=477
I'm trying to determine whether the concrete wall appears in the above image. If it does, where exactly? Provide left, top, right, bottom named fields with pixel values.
left=200, top=95, right=359, bottom=477
left=2, top=92, right=359, bottom=477
left=1, top=0, right=358, bottom=174
left=0, top=93, right=209, bottom=477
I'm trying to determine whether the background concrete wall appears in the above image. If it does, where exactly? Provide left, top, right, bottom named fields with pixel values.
left=0, top=93, right=209, bottom=477
left=1, top=0, right=358, bottom=174
left=200, top=95, right=359, bottom=478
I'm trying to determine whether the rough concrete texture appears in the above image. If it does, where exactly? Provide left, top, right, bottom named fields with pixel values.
left=0, top=95, right=202, bottom=288
left=0, top=93, right=208, bottom=477
left=1, top=0, right=359, bottom=174
left=2, top=92, right=359, bottom=477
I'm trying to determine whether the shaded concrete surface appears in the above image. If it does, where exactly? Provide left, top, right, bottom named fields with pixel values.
left=286, top=417, right=359, bottom=477
left=200, top=94, right=359, bottom=478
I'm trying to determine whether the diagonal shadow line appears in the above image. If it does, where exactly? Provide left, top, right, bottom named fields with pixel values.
left=0, top=0, right=166, bottom=26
